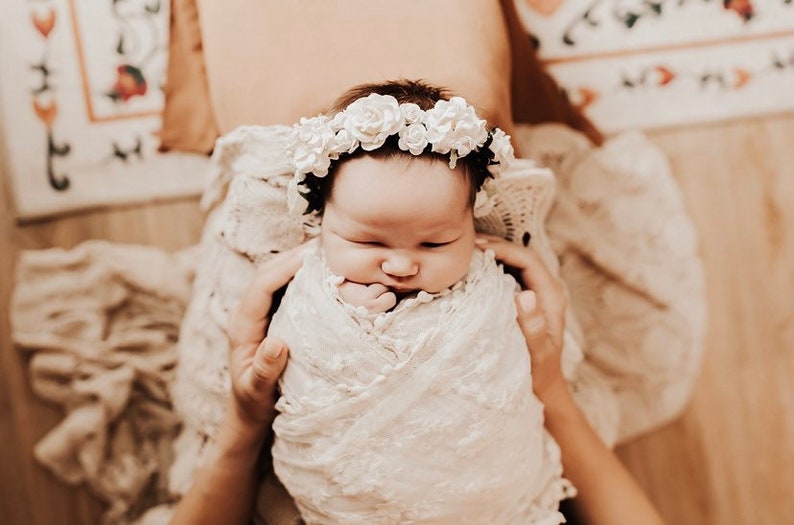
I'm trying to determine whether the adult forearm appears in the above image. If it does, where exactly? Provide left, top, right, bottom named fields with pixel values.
left=542, top=381, right=666, bottom=525
left=170, top=405, right=271, bottom=525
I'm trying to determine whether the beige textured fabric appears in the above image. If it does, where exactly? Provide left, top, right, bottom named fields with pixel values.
left=10, top=123, right=706, bottom=525
left=10, top=241, right=196, bottom=525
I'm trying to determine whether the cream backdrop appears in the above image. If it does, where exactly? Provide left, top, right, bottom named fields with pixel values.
left=0, top=0, right=207, bottom=220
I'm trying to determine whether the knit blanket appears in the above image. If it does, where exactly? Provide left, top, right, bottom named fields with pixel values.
left=10, top=123, right=707, bottom=525
left=269, top=247, right=572, bottom=524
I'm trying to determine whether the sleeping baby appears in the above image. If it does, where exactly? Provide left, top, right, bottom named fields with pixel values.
left=267, top=80, right=573, bottom=524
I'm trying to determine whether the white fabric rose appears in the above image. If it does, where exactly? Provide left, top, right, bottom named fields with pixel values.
left=290, top=115, right=336, bottom=177
left=332, top=129, right=359, bottom=156
left=330, top=111, right=347, bottom=130
left=488, top=128, right=515, bottom=166
left=449, top=113, right=489, bottom=156
left=288, top=94, right=511, bottom=185
left=401, top=103, right=424, bottom=125
left=398, top=123, right=429, bottom=155
left=343, top=94, right=404, bottom=151
left=424, top=97, right=487, bottom=156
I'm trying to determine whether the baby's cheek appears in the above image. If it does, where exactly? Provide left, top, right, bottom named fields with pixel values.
left=426, top=251, right=472, bottom=291
left=325, top=247, right=379, bottom=281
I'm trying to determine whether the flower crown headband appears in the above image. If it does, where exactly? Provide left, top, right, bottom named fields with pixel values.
left=286, top=93, right=515, bottom=215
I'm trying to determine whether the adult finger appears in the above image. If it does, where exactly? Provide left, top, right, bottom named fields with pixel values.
left=242, top=337, right=289, bottom=397
left=476, top=235, right=562, bottom=301
left=229, top=242, right=310, bottom=349
left=229, top=336, right=290, bottom=424
left=515, top=291, right=565, bottom=399
left=477, top=235, right=567, bottom=339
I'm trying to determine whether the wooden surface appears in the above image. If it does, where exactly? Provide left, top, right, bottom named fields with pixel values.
left=2, top=114, right=793, bottom=524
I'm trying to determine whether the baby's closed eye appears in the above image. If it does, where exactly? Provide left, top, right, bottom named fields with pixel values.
left=350, top=240, right=383, bottom=247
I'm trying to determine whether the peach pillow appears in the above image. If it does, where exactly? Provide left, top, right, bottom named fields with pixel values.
left=158, top=0, right=601, bottom=154
left=195, top=0, right=513, bottom=134
left=159, top=0, right=218, bottom=154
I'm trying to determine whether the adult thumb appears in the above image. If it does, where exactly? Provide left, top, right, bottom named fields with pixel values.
left=248, top=337, right=289, bottom=393
left=515, top=290, right=547, bottom=344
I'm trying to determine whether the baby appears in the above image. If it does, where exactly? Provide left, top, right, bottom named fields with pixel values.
left=268, top=80, right=571, bottom=524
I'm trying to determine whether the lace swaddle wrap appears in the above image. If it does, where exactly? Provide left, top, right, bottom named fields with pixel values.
left=269, top=248, right=573, bottom=525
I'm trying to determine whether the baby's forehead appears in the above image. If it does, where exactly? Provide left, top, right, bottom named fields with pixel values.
left=327, top=156, right=473, bottom=231
left=332, top=155, right=472, bottom=195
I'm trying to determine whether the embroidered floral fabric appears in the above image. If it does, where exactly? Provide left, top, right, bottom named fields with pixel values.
left=269, top=248, right=573, bottom=524
left=513, top=0, right=794, bottom=132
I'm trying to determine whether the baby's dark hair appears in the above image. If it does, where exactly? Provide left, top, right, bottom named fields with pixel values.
left=298, top=79, right=497, bottom=215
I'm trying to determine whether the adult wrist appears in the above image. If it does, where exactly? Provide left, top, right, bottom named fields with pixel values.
left=216, top=400, right=275, bottom=458
left=538, top=377, right=583, bottom=427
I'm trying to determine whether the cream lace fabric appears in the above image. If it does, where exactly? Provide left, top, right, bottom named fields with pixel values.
left=269, top=247, right=573, bottom=524
left=521, top=124, right=708, bottom=440
left=10, top=122, right=706, bottom=525
left=169, top=123, right=704, bottom=524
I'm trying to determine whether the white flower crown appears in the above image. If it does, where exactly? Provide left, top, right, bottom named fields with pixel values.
left=286, top=93, right=515, bottom=215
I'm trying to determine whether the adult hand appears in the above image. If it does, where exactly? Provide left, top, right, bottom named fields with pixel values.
left=172, top=241, right=313, bottom=525
left=227, top=241, right=314, bottom=426
left=475, top=235, right=568, bottom=404
left=477, top=235, right=667, bottom=525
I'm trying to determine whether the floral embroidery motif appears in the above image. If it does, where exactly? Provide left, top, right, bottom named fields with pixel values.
left=22, top=1, right=170, bottom=196
left=514, top=0, right=794, bottom=131
left=568, top=48, right=794, bottom=111
left=108, top=64, right=148, bottom=102
left=104, top=0, right=162, bottom=105
left=557, top=0, right=775, bottom=48
left=724, top=0, right=755, bottom=21
left=29, top=2, right=71, bottom=191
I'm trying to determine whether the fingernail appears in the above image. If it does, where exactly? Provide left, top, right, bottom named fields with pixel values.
left=263, top=339, right=283, bottom=359
left=518, top=292, right=536, bottom=313
left=474, top=237, right=489, bottom=245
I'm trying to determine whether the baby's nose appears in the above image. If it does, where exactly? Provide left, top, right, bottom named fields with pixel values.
left=381, top=252, right=419, bottom=277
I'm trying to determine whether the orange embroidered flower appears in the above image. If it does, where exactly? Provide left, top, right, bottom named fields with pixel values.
left=33, top=98, right=58, bottom=128
left=733, top=68, right=752, bottom=88
left=655, top=66, right=676, bottom=86
left=109, top=65, right=147, bottom=102
left=724, top=0, right=754, bottom=21
left=32, top=7, right=56, bottom=38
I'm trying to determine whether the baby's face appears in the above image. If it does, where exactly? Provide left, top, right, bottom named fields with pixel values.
left=321, top=155, right=476, bottom=295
